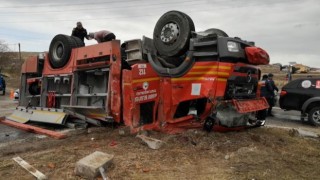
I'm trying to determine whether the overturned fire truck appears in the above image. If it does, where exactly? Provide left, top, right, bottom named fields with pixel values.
left=11, top=11, right=269, bottom=133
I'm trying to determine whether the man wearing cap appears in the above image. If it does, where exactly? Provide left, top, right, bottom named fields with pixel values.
left=88, top=30, right=116, bottom=43
left=266, top=73, right=279, bottom=116
left=71, top=22, right=89, bottom=43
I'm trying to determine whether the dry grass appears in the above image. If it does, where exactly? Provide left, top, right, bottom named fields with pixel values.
left=0, top=127, right=319, bottom=180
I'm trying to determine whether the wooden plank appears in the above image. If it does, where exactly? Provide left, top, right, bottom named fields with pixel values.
left=13, top=156, right=47, bottom=180
left=0, top=119, right=67, bottom=139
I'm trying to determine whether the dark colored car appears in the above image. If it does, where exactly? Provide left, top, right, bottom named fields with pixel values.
left=279, top=78, right=320, bottom=126
left=0, top=76, right=5, bottom=95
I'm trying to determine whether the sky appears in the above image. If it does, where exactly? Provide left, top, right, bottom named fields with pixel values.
left=0, top=0, right=319, bottom=67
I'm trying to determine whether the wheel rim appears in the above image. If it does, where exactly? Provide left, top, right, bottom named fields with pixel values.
left=160, top=22, right=179, bottom=44
left=312, top=110, right=320, bottom=123
left=53, top=41, right=64, bottom=62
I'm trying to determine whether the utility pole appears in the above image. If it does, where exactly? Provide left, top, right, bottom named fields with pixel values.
left=288, top=62, right=296, bottom=82
left=18, top=43, right=22, bottom=66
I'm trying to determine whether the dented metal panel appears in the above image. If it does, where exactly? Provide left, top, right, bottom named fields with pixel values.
left=30, top=110, right=67, bottom=124
left=6, top=109, right=32, bottom=123
left=233, top=97, right=269, bottom=113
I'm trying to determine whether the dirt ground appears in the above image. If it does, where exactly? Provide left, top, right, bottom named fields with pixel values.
left=0, top=125, right=320, bottom=180
left=1, top=95, right=320, bottom=180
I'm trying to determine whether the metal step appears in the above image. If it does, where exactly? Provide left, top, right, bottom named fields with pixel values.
left=6, top=107, right=67, bottom=125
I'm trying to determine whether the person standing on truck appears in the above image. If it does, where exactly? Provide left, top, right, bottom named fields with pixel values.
left=266, top=73, right=279, bottom=116
left=71, top=22, right=89, bottom=43
left=88, top=30, right=116, bottom=43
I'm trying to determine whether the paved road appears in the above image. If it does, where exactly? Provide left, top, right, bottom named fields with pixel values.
left=0, top=94, right=34, bottom=144
left=266, top=107, right=320, bottom=134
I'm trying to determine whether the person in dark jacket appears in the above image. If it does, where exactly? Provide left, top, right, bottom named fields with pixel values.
left=266, top=73, right=279, bottom=116
left=260, top=74, right=269, bottom=98
left=71, top=22, right=89, bottom=43
left=0, top=75, right=6, bottom=95
left=256, top=74, right=269, bottom=125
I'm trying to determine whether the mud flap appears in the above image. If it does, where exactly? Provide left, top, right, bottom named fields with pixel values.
left=232, top=97, right=269, bottom=113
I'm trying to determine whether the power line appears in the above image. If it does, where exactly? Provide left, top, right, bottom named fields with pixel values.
left=0, top=0, right=145, bottom=8
left=0, top=13, right=158, bottom=24
left=0, top=0, right=305, bottom=24
left=0, top=2, right=276, bottom=24
left=0, top=0, right=205, bottom=15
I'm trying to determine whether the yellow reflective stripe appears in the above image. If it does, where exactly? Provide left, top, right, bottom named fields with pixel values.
left=8, top=115, right=28, bottom=122
left=171, top=77, right=228, bottom=82
left=132, top=77, right=160, bottom=83
left=172, top=77, right=205, bottom=82
left=217, top=78, right=227, bottom=82
left=218, top=66, right=232, bottom=70
left=188, top=71, right=229, bottom=76
left=131, top=75, right=228, bottom=83
left=193, top=65, right=231, bottom=70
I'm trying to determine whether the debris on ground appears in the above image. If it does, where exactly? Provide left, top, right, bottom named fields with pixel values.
left=74, top=151, right=114, bottom=179
left=13, top=156, right=47, bottom=180
left=0, top=127, right=319, bottom=179
left=136, top=134, right=164, bottom=150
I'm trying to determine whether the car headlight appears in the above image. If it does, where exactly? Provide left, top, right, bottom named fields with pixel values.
left=227, top=41, right=239, bottom=52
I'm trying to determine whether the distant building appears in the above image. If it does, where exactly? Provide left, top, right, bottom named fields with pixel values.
left=310, top=67, right=320, bottom=72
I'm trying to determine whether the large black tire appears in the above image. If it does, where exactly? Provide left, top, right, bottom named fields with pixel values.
left=49, top=34, right=77, bottom=69
left=178, top=11, right=195, bottom=33
left=70, top=36, right=85, bottom=47
left=308, top=107, right=320, bottom=126
left=153, top=11, right=194, bottom=57
left=204, top=28, right=228, bottom=37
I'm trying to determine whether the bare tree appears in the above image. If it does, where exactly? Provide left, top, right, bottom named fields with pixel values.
left=0, top=40, right=16, bottom=74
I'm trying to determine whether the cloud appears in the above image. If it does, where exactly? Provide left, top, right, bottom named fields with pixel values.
left=0, top=0, right=319, bottom=67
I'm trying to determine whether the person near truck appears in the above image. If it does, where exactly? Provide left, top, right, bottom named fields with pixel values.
left=256, top=74, right=268, bottom=125
left=266, top=73, right=279, bottom=116
left=0, top=75, right=6, bottom=95
left=88, top=30, right=116, bottom=43
left=71, top=22, right=89, bottom=43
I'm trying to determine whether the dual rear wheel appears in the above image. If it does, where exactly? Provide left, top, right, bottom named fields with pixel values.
left=49, top=35, right=84, bottom=69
